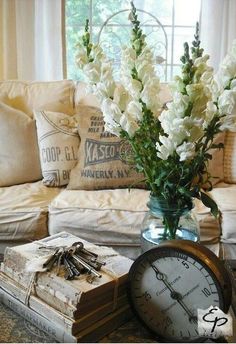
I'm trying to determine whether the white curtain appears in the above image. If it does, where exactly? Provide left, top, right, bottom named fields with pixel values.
left=0, top=0, right=65, bottom=81
left=200, top=0, right=236, bottom=71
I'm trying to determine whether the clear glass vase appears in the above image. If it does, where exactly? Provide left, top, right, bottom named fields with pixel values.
left=141, top=195, right=200, bottom=253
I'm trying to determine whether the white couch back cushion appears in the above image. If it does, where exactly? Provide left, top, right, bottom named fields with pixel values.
left=0, top=102, right=42, bottom=186
left=223, top=132, right=236, bottom=183
left=0, top=80, right=75, bottom=117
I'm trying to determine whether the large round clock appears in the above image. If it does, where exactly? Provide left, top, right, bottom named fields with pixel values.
left=128, top=240, right=232, bottom=342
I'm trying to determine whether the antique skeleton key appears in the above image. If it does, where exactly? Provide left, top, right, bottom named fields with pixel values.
left=63, top=255, right=75, bottom=280
left=71, top=254, right=102, bottom=278
left=43, top=248, right=60, bottom=270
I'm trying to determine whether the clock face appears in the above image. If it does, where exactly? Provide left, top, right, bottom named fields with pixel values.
left=128, top=241, right=231, bottom=342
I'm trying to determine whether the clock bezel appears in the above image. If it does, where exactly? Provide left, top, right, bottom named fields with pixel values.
left=128, top=240, right=232, bottom=343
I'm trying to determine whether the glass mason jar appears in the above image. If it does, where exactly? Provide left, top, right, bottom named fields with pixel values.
left=141, top=195, right=200, bottom=253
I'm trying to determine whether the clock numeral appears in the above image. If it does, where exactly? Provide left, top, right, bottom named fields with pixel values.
left=182, top=261, right=189, bottom=269
left=142, top=291, right=152, bottom=301
left=202, top=287, right=211, bottom=297
left=163, top=316, right=173, bottom=331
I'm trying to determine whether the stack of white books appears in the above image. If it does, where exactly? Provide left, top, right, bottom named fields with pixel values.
left=0, top=232, right=133, bottom=342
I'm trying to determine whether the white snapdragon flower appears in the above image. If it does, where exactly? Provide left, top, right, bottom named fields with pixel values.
left=90, top=44, right=105, bottom=61
left=194, top=55, right=213, bottom=81
left=120, top=112, right=140, bottom=137
left=102, top=80, right=116, bottom=99
left=101, top=61, right=113, bottom=80
left=176, top=142, right=196, bottom=161
left=120, top=47, right=137, bottom=88
left=194, top=54, right=210, bottom=67
left=101, top=98, right=123, bottom=136
left=188, top=119, right=204, bottom=141
left=186, top=82, right=212, bottom=119
left=219, top=109, right=236, bottom=131
left=137, top=46, right=154, bottom=64
left=136, top=62, right=155, bottom=84
left=133, top=36, right=146, bottom=52
left=121, top=47, right=136, bottom=70
left=75, top=45, right=89, bottom=68
left=171, top=93, right=190, bottom=117
left=204, top=101, right=218, bottom=127
left=219, top=113, right=236, bottom=131
left=128, top=79, right=143, bottom=99
left=159, top=102, right=191, bottom=139
left=135, top=47, right=155, bottom=83
left=170, top=118, right=202, bottom=144
left=156, top=135, right=176, bottom=160
left=83, top=62, right=101, bottom=83
left=209, top=75, right=224, bottom=102
left=99, top=61, right=116, bottom=98
left=218, top=89, right=236, bottom=115
left=159, top=109, right=176, bottom=135
left=168, top=117, right=189, bottom=141
left=173, top=117, right=203, bottom=142
left=230, top=79, right=236, bottom=90
left=170, top=76, right=185, bottom=93
left=201, top=71, right=214, bottom=85
left=186, top=83, right=204, bottom=101
left=168, top=122, right=189, bottom=144
left=101, top=98, right=122, bottom=123
left=160, top=112, right=204, bottom=147
left=222, top=54, right=236, bottom=77
left=113, top=85, right=130, bottom=112
left=190, top=90, right=210, bottom=119
left=126, top=100, right=143, bottom=121
left=140, top=79, right=161, bottom=115
left=92, top=82, right=107, bottom=101
left=217, top=54, right=236, bottom=88
left=104, top=122, right=121, bottom=136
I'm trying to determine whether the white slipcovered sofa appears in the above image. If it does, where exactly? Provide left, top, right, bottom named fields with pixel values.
left=0, top=79, right=234, bottom=260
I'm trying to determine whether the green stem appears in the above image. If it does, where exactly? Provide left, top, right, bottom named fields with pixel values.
left=163, top=215, right=180, bottom=239
left=127, top=137, right=157, bottom=194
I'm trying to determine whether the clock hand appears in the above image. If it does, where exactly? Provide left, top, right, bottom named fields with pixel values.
left=150, top=263, right=197, bottom=323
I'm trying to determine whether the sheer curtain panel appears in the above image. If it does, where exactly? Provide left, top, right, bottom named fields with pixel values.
left=200, top=0, right=236, bottom=71
left=0, top=0, right=65, bottom=81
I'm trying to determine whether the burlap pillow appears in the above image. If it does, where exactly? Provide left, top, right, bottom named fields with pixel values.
left=67, top=105, right=144, bottom=190
left=0, top=102, right=42, bottom=186
left=223, top=131, right=236, bottom=183
left=34, top=110, right=80, bottom=187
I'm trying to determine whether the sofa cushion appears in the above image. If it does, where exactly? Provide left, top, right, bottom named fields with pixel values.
left=0, top=102, right=42, bottom=187
left=209, top=182, right=236, bottom=243
left=224, top=132, right=236, bottom=183
left=0, top=80, right=75, bottom=117
left=67, top=105, right=144, bottom=191
left=34, top=110, right=80, bottom=187
left=48, top=189, right=220, bottom=259
left=0, top=181, right=61, bottom=243
left=49, top=188, right=148, bottom=259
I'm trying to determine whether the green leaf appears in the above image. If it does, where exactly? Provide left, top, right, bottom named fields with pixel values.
left=178, top=187, right=192, bottom=198
left=204, top=153, right=212, bottom=160
left=200, top=191, right=219, bottom=218
left=211, top=143, right=224, bottom=149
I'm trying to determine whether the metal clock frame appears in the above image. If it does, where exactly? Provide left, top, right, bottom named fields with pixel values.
left=128, top=240, right=232, bottom=343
